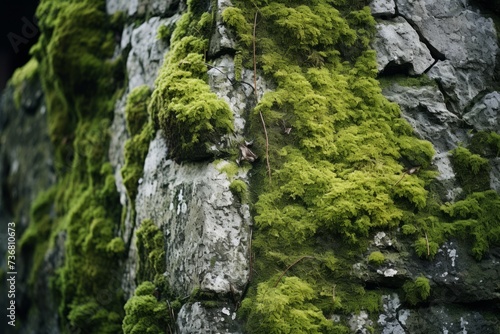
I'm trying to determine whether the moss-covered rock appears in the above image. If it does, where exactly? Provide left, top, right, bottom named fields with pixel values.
left=149, top=12, right=234, bottom=161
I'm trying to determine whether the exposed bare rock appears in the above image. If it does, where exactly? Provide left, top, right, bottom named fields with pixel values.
left=177, top=302, right=242, bottom=334
left=373, top=17, right=434, bottom=75
left=397, top=0, right=499, bottom=113
left=463, top=91, right=500, bottom=132
left=370, top=0, right=396, bottom=17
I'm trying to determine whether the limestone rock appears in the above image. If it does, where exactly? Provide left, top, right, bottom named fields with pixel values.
left=177, top=302, right=242, bottom=334
left=106, top=0, right=180, bottom=17
left=125, top=16, right=179, bottom=91
left=382, top=84, right=467, bottom=199
left=397, top=0, right=499, bottom=113
left=370, top=0, right=396, bottom=17
left=463, top=91, right=500, bottom=132
left=382, top=84, right=466, bottom=152
left=373, top=17, right=434, bottom=75
left=209, top=0, right=237, bottom=57
left=130, top=132, right=251, bottom=297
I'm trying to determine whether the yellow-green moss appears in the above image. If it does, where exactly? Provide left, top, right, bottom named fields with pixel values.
left=121, top=86, right=154, bottom=201
left=136, top=219, right=166, bottom=284
left=368, top=251, right=385, bottom=265
left=149, top=11, right=234, bottom=161
left=10, top=58, right=39, bottom=109
left=122, top=282, right=171, bottom=334
left=225, top=1, right=436, bottom=331
left=451, top=146, right=490, bottom=194
left=18, top=0, right=126, bottom=332
left=229, top=179, right=248, bottom=202
left=402, top=276, right=431, bottom=305
left=442, top=190, right=500, bottom=259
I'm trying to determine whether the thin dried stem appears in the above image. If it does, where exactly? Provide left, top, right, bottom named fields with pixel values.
left=253, top=11, right=271, bottom=182
left=274, top=256, right=314, bottom=288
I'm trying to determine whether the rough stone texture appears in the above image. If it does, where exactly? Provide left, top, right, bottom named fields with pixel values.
left=131, top=132, right=251, bottom=297
left=177, top=302, right=242, bottom=334
left=209, top=0, right=237, bottom=57
left=491, top=158, right=500, bottom=193
left=382, top=83, right=466, bottom=200
left=124, top=16, right=179, bottom=91
left=397, top=0, right=499, bottom=113
left=373, top=17, right=434, bottom=75
left=370, top=0, right=396, bottom=17
left=463, top=91, right=500, bottom=132
left=107, top=0, right=180, bottom=17
left=377, top=294, right=409, bottom=334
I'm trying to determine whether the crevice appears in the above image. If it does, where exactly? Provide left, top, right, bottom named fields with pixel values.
left=394, top=2, right=446, bottom=62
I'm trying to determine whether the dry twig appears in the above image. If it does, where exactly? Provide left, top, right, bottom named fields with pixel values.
left=252, top=11, right=271, bottom=182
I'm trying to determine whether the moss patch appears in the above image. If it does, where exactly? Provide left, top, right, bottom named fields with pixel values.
left=19, top=0, right=126, bottom=332
left=121, top=85, right=154, bottom=201
left=149, top=10, right=234, bottom=161
left=224, top=0, right=437, bottom=331
left=451, top=146, right=490, bottom=194
left=10, top=58, right=39, bottom=109
left=402, top=276, right=431, bottom=305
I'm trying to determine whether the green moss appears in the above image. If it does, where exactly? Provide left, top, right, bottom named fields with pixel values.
left=442, top=190, right=500, bottom=259
left=229, top=179, right=248, bottom=202
left=368, top=251, right=385, bottom=265
left=149, top=11, right=234, bottom=161
left=10, top=58, right=39, bottom=109
left=451, top=146, right=490, bottom=194
left=121, top=86, right=154, bottom=201
left=122, top=282, right=171, bottom=334
left=241, top=277, right=334, bottom=333
left=136, top=220, right=166, bottom=284
left=469, top=131, right=500, bottom=158
left=19, top=187, right=56, bottom=286
left=17, top=0, right=126, bottom=332
left=402, top=276, right=431, bottom=305
left=378, top=74, right=437, bottom=89
left=223, top=0, right=438, bottom=331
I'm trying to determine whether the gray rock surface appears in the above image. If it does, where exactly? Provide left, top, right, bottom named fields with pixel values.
left=209, top=0, right=237, bottom=56
left=397, top=0, right=499, bottom=113
left=107, top=0, right=180, bottom=17
left=370, top=0, right=396, bottom=17
left=382, top=83, right=466, bottom=200
left=491, top=158, right=500, bottom=193
left=373, top=17, right=434, bottom=75
left=131, top=132, right=251, bottom=297
left=177, top=302, right=242, bottom=334
left=463, top=91, right=500, bottom=132
left=0, top=77, right=58, bottom=334
left=125, top=16, right=179, bottom=91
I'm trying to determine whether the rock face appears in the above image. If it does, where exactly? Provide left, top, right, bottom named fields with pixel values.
left=366, top=0, right=500, bottom=332
left=1, top=0, right=500, bottom=333
left=373, top=17, right=434, bottom=75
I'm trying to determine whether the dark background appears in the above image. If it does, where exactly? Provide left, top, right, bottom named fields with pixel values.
left=0, top=1, right=40, bottom=92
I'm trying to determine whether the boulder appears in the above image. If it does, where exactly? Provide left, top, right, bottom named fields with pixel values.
left=397, top=0, right=499, bottom=113
left=369, top=0, right=396, bottom=17
left=463, top=91, right=500, bottom=132
left=373, top=17, right=434, bottom=75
